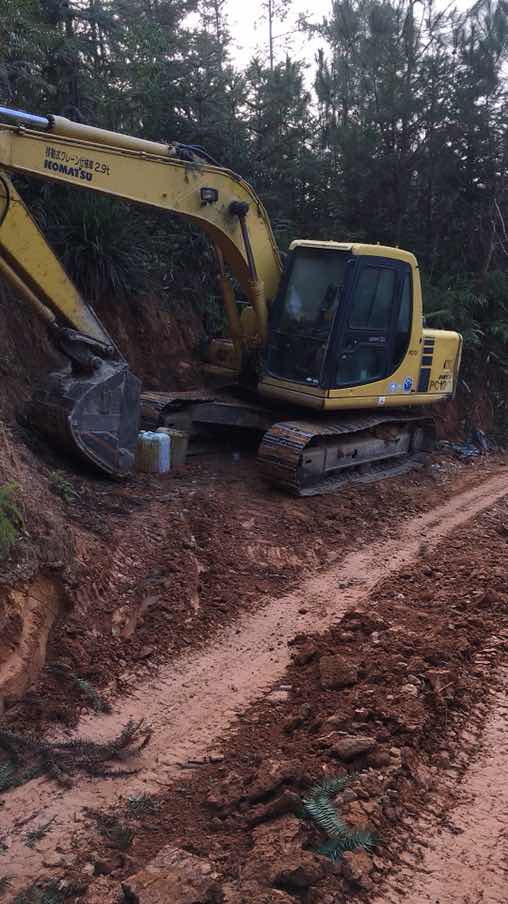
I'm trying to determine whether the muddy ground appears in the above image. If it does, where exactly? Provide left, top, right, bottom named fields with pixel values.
left=0, top=454, right=507, bottom=902
left=0, top=450, right=503, bottom=734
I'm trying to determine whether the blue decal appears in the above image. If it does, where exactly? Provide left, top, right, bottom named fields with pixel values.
left=403, top=377, right=413, bottom=393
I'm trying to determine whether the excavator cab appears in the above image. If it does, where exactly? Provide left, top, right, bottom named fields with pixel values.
left=264, top=242, right=414, bottom=393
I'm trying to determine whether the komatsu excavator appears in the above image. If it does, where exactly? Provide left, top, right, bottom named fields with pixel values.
left=0, top=106, right=462, bottom=494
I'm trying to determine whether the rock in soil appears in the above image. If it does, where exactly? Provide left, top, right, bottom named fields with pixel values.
left=319, top=654, right=359, bottom=689
left=329, top=734, right=377, bottom=761
left=242, top=815, right=326, bottom=892
left=341, top=849, right=374, bottom=889
left=122, top=845, right=223, bottom=903
left=248, top=759, right=300, bottom=802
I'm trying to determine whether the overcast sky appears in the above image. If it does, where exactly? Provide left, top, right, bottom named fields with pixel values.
left=226, top=0, right=331, bottom=68
left=225, top=0, right=471, bottom=70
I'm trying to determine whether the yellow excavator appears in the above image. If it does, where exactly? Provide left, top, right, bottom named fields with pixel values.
left=0, top=106, right=462, bottom=494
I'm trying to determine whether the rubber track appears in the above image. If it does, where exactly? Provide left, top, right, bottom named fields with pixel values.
left=257, top=411, right=435, bottom=495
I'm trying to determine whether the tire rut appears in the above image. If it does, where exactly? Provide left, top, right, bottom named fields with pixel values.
left=2, top=469, right=508, bottom=890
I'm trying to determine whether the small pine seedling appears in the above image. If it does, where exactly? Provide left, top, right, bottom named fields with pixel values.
left=302, top=773, right=377, bottom=861
left=89, top=811, right=133, bottom=850
left=12, top=879, right=71, bottom=904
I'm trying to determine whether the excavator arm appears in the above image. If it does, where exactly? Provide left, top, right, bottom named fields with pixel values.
left=0, top=106, right=283, bottom=475
left=0, top=108, right=282, bottom=341
left=0, top=170, right=142, bottom=474
left=0, top=170, right=114, bottom=346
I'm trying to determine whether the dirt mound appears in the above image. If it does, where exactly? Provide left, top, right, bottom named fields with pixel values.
left=62, top=496, right=508, bottom=903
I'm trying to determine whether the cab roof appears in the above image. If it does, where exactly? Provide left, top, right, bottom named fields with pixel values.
left=289, top=240, right=418, bottom=268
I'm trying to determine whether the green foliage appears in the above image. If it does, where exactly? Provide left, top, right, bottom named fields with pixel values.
left=73, top=677, right=112, bottom=714
left=34, top=192, right=165, bottom=302
left=0, top=0, right=507, bottom=406
left=316, top=831, right=376, bottom=861
left=423, top=268, right=508, bottom=438
left=0, top=482, right=23, bottom=560
left=0, top=763, right=16, bottom=794
left=0, top=762, right=42, bottom=793
left=127, top=793, right=160, bottom=817
left=24, top=818, right=56, bottom=849
left=302, top=774, right=377, bottom=861
left=87, top=810, right=134, bottom=850
left=48, top=471, right=79, bottom=503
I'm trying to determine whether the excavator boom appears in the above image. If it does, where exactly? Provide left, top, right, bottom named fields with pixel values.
left=0, top=106, right=283, bottom=475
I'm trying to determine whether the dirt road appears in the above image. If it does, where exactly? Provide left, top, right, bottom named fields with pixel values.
left=374, top=674, right=508, bottom=904
left=1, top=467, right=507, bottom=897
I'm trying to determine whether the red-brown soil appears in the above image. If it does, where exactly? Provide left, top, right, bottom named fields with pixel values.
left=0, top=465, right=507, bottom=900
left=60, top=491, right=507, bottom=904
left=1, top=453, right=503, bottom=733
left=1, top=282, right=507, bottom=903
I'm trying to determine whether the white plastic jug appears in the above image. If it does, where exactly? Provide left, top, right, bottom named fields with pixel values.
left=135, top=431, right=171, bottom=474
left=156, top=427, right=189, bottom=466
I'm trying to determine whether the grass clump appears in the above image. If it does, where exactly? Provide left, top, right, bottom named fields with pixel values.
left=87, top=810, right=133, bottom=850
left=302, top=774, right=377, bottom=862
left=0, top=481, right=23, bottom=559
left=12, top=879, right=81, bottom=904
left=48, top=472, right=79, bottom=503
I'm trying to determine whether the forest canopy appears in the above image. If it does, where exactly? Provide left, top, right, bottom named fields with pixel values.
left=1, top=0, right=508, bottom=428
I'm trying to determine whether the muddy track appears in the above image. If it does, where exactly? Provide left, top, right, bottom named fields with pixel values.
left=373, top=670, right=508, bottom=904
left=1, top=469, right=508, bottom=892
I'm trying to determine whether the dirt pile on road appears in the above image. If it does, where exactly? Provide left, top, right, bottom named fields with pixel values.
left=64, top=496, right=508, bottom=904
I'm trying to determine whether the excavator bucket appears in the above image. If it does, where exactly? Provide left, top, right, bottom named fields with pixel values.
left=26, top=359, right=141, bottom=477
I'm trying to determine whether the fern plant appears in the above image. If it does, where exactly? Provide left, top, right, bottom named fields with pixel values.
left=73, top=677, right=111, bottom=714
left=302, top=775, right=376, bottom=862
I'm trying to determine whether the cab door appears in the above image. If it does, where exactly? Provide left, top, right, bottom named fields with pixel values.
left=330, top=256, right=409, bottom=389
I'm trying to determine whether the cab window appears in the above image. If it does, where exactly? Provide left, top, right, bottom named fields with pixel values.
left=350, top=267, right=396, bottom=330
